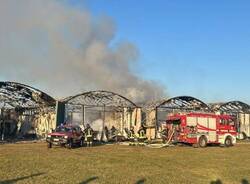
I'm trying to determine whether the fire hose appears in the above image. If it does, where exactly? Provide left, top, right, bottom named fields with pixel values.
left=166, top=127, right=175, bottom=145
left=146, top=128, right=175, bottom=149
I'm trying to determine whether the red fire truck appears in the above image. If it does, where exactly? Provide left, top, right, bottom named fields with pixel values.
left=166, top=113, right=237, bottom=147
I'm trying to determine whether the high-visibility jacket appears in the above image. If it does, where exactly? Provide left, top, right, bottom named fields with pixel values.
left=128, top=130, right=135, bottom=138
left=85, top=128, right=93, bottom=138
left=138, top=129, right=146, bottom=138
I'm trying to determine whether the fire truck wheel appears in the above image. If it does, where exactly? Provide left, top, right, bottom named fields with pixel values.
left=198, top=136, right=207, bottom=148
left=224, top=136, right=233, bottom=147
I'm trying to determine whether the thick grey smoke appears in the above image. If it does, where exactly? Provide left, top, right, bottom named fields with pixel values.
left=0, top=0, right=166, bottom=102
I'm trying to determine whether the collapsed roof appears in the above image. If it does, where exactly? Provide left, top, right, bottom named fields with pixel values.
left=214, top=101, right=250, bottom=113
left=0, top=81, right=56, bottom=110
left=63, top=90, right=138, bottom=112
left=1, top=81, right=249, bottom=115
left=156, top=96, right=211, bottom=111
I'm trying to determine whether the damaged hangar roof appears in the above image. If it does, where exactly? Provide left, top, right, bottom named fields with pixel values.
left=140, top=96, right=211, bottom=112
left=212, top=101, right=250, bottom=113
left=157, top=96, right=211, bottom=111
left=63, top=90, right=138, bottom=112
left=0, top=81, right=56, bottom=109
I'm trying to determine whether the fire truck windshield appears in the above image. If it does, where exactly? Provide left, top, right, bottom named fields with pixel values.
left=167, top=119, right=181, bottom=125
left=220, top=118, right=235, bottom=126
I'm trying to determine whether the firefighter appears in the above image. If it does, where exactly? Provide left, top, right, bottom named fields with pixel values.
left=137, top=125, right=147, bottom=145
left=128, top=126, right=136, bottom=145
left=104, top=126, right=109, bottom=142
left=84, top=124, right=93, bottom=147
left=110, top=126, right=117, bottom=141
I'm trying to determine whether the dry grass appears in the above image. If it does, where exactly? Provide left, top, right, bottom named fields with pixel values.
left=0, top=142, right=250, bottom=184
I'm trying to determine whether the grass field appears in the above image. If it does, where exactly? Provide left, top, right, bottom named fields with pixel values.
left=0, top=142, right=250, bottom=184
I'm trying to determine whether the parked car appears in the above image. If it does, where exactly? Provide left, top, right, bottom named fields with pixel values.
left=46, top=124, right=84, bottom=149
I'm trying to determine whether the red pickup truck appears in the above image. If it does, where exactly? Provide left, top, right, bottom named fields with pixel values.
left=46, top=125, right=84, bottom=149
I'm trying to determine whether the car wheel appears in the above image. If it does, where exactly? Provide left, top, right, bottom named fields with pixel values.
left=224, top=136, right=233, bottom=147
left=67, top=140, right=73, bottom=149
left=48, top=142, right=52, bottom=148
left=198, top=136, right=207, bottom=148
left=80, top=138, right=84, bottom=147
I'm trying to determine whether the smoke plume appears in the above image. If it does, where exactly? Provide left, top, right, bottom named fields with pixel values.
left=0, top=0, right=166, bottom=103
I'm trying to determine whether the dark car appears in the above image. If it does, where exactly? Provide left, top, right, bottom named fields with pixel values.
left=46, top=125, right=84, bottom=149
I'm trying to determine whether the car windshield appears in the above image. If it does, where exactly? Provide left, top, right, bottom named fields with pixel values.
left=55, top=126, right=72, bottom=132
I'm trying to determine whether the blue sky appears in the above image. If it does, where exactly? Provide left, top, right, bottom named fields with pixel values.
left=70, top=0, right=250, bottom=103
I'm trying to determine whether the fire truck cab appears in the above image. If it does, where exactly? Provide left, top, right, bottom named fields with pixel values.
left=166, top=113, right=237, bottom=147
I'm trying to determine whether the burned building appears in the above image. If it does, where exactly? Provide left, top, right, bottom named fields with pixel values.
left=0, top=84, right=141, bottom=141
left=144, top=96, right=211, bottom=139
left=2, top=80, right=249, bottom=142
left=59, top=90, right=141, bottom=141
left=0, top=81, right=56, bottom=140
left=211, top=101, right=250, bottom=139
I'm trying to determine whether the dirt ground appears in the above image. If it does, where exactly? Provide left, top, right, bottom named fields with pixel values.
left=0, top=142, right=250, bottom=184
